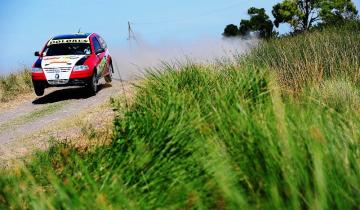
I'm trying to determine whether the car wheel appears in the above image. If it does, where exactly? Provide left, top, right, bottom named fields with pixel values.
left=34, top=85, right=44, bottom=96
left=87, top=73, right=98, bottom=95
left=105, top=64, right=113, bottom=83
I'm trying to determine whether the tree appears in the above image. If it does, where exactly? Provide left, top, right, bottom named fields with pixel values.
left=223, top=24, right=239, bottom=37
left=272, top=0, right=321, bottom=32
left=239, top=20, right=251, bottom=36
left=239, top=7, right=274, bottom=38
left=272, top=0, right=358, bottom=32
left=319, top=0, right=358, bottom=25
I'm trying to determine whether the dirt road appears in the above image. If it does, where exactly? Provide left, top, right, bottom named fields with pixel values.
left=0, top=78, right=131, bottom=165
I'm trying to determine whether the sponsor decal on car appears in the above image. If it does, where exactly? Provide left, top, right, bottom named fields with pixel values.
left=43, top=57, right=61, bottom=60
left=47, top=38, right=90, bottom=46
left=41, top=55, right=86, bottom=83
left=97, top=55, right=107, bottom=75
left=43, top=56, right=83, bottom=64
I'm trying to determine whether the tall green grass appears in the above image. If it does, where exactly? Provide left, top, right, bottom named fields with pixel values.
left=0, top=68, right=33, bottom=102
left=0, top=23, right=359, bottom=209
left=241, top=21, right=360, bottom=91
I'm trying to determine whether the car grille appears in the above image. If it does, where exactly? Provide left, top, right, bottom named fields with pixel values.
left=44, top=67, right=72, bottom=73
left=48, top=79, right=69, bottom=85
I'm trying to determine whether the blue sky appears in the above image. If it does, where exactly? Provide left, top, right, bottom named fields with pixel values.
left=0, top=0, right=359, bottom=74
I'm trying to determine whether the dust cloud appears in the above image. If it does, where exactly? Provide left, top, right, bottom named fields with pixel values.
left=111, top=36, right=259, bottom=81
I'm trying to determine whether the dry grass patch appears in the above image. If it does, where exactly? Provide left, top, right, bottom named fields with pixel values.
left=0, top=69, right=33, bottom=102
left=0, top=98, right=118, bottom=168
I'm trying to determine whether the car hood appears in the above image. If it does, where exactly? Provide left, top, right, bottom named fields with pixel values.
left=41, top=55, right=86, bottom=69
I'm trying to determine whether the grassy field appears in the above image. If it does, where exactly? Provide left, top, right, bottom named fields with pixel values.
left=0, top=68, right=33, bottom=102
left=0, top=22, right=359, bottom=209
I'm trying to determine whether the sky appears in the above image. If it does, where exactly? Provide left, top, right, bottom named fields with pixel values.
left=0, top=0, right=359, bottom=74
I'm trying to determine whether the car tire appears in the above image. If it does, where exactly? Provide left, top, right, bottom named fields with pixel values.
left=34, top=85, right=44, bottom=96
left=87, top=72, right=98, bottom=95
left=105, top=64, right=113, bottom=83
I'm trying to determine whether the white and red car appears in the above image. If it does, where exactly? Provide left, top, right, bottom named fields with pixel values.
left=32, top=33, right=113, bottom=96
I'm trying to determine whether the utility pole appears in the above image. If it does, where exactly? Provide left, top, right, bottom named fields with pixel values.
left=127, top=21, right=140, bottom=53
left=127, top=21, right=136, bottom=41
left=128, top=21, right=131, bottom=40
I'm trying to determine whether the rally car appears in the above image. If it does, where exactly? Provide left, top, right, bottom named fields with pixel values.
left=32, top=33, right=113, bottom=96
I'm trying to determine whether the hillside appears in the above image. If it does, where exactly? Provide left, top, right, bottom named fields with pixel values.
left=1, top=22, right=359, bottom=209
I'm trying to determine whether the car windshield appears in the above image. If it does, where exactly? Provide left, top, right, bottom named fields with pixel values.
left=44, top=43, right=91, bottom=56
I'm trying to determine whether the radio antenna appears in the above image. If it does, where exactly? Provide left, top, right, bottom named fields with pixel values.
left=78, top=27, right=81, bottom=33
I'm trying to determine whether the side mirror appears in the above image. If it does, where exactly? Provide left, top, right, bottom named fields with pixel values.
left=34, top=51, right=40, bottom=56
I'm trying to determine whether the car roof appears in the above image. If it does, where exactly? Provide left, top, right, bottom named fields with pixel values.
left=52, top=33, right=93, bottom=40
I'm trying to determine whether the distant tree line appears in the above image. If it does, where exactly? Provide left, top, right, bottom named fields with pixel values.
left=223, top=0, right=358, bottom=38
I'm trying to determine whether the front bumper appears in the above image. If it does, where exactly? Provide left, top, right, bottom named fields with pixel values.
left=33, top=77, right=92, bottom=88
left=32, top=68, right=93, bottom=88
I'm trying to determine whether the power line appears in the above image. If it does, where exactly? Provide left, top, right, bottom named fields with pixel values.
left=131, top=2, right=244, bottom=25
left=126, top=2, right=244, bottom=43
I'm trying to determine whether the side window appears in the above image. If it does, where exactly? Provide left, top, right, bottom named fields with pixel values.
left=97, top=35, right=107, bottom=49
left=92, top=37, right=102, bottom=53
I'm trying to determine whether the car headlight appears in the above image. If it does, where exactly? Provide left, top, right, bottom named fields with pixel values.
left=32, top=67, right=42, bottom=72
left=73, top=65, right=89, bottom=71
